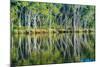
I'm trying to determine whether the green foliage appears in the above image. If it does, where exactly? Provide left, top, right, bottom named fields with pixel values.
left=11, top=1, right=95, bottom=31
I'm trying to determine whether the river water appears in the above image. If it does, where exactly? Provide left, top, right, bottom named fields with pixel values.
left=11, top=33, right=95, bottom=66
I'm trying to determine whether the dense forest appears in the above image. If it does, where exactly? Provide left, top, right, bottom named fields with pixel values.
left=11, top=1, right=95, bottom=33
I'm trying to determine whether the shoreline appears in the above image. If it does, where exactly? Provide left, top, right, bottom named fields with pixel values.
left=12, top=29, right=95, bottom=34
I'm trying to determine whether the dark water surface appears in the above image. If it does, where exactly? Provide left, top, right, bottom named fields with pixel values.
left=11, top=33, right=95, bottom=66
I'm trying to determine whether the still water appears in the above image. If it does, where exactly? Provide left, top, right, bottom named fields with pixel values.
left=11, top=33, right=95, bottom=66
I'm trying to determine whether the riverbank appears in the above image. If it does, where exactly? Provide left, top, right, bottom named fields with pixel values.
left=12, top=28, right=95, bottom=34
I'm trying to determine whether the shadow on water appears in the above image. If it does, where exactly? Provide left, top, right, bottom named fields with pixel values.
left=11, top=33, right=95, bottom=66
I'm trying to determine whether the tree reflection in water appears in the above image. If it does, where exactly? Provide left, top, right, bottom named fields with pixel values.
left=11, top=33, right=95, bottom=66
